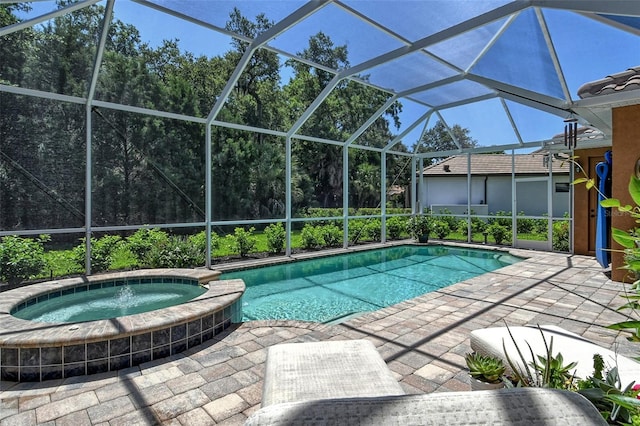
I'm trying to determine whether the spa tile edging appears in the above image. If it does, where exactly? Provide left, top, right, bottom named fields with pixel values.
left=0, top=269, right=245, bottom=382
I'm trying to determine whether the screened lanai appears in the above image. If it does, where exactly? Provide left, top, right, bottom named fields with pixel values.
left=1, top=0, right=640, bottom=273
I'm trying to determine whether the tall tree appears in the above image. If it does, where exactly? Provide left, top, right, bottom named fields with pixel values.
left=417, top=120, right=477, bottom=165
left=285, top=32, right=403, bottom=209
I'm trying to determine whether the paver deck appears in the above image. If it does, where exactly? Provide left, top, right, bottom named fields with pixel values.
left=1, top=244, right=637, bottom=425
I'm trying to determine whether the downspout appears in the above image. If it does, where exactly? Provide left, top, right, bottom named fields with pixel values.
left=484, top=175, right=488, bottom=206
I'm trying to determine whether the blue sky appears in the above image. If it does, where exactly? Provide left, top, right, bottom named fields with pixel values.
left=17, top=1, right=640, bottom=152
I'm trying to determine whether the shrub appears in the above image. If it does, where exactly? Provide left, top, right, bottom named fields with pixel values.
left=265, top=223, right=286, bottom=253
left=0, top=235, right=49, bottom=285
left=407, top=215, right=433, bottom=240
left=516, top=212, right=535, bottom=234
left=301, top=224, right=322, bottom=249
left=386, top=208, right=411, bottom=215
left=348, top=220, right=367, bottom=244
left=386, top=217, right=406, bottom=240
left=552, top=219, right=570, bottom=252
left=533, top=216, right=549, bottom=235
left=357, top=208, right=381, bottom=216
left=319, top=224, right=342, bottom=248
left=471, top=216, right=487, bottom=234
left=432, top=220, right=451, bottom=240
left=300, top=224, right=320, bottom=249
left=73, top=235, right=122, bottom=273
left=145, top=235, right=205, bottom=268
left=187, top=231, right=218, bottom=262
left=457, top=219, right=469, bottom=237
left=229, top=227, right=257, bottom=257
left=365, top=219, right=382, bottom=242
left=437, top=208, right=460, bottom=231
left=125, top=228, right=169, bottom=264
left=490, top=211, right=511, bottom=227
left=487, top=223, right=510, bottom=245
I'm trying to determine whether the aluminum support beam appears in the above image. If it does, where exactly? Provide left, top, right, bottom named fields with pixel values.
left=86, top=100, right=207, bottom=123
left=435, top=111, right=462, bottom=150
left=466, top=74, right=569, bottom=112
left=500, top=98, right=524, bottom=145
left=333, top=1, right=529, bottom=80
left=0, top=0, right=100, bottom=37
left=583, top=12, right=640, bottom=37
left=84, top=104, right=92, bottom=274
left=287, top=75, right=342, bottom=137
left=385, top=109, right=434, bottom=152
left=289, top=1, right=527, bottom=139
left=547, top=150, right=553, bottom=249
left=133, top=0, right=250, bottom=43
left=286, top=137, right=293, bottom=256
left=535, top=7, right=572, bottom=103
left=0, top=84, right=86, bottom=104
left=83, top=0, right=114, bottom=275
left=418, top=158, right=424, bottom=214
left=531, top=0, right=640, bottom=15
left=342, top=145, right=349, bottom=249
left=396, top=76, right=465, bottom=99
left=467, top=153, right=472, bottom=243
left=411, top=157, right=417, bottom=214
left=88, top=0, right=114, bottom=101
left=205, top=124, right=212, bottom=268
left=344, top=96, right=398, bottom=147
left=207, top=1, right=330, bottom=124
left=511, top=151, right=517, bottom=244
left=381, top=153, right=387, bottom=243
left=466, top=13, right=519, bottom=73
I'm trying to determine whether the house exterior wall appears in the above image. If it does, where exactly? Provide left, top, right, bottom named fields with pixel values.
left=424, top=176, right=484, bottom=207
left=611, top=104, right=640, bottom=282
left=422, top=174, right=570, bottom=217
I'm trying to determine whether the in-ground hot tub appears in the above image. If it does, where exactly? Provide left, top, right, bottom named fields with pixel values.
left=0, top=269, right=244, bottom=382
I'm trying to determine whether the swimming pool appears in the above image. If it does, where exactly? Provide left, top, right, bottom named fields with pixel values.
left=222, top=245, right=522, bottom=323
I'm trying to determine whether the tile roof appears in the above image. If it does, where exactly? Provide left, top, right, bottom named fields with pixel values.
left=577, top=66, right=640, bottom=99
left=421, top=154, right=570, bottom=176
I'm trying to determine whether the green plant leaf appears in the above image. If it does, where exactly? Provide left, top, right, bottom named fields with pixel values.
left=579, top=387, right=605, bottom=400
left=612, top=228, right=637, bottom=249
left=630, top=175, right=640, bottom=207
left=605, top=394, right=640, bottom=410
left=572, top=177, right=589, bottom=185
left=607, top=321, right=640, bottom=330
left=600, top=198, right=621, bottom=208
left=585, top=179, right=595, bottom=190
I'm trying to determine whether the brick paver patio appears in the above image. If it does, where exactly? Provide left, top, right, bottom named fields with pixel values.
left=1, top=245, right=635, bottom=425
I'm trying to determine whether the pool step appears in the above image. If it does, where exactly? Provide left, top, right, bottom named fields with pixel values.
left=323, top=311, right=368, bottom=325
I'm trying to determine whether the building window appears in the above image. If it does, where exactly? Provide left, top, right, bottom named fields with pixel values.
left=555, top=183, right=570, bottom=193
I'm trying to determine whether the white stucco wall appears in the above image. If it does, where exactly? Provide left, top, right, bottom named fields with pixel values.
left=422, top=175, right=570, bottom=217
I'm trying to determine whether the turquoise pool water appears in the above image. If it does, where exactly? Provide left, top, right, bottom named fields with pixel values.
left=221, top=245, right=521, bottom=323
left=12, top=282, right=207, bottom=323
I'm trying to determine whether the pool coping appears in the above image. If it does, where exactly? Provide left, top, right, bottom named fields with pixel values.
left=0, top=268, right=244, bottom=348
left=213, top=239, right=528, bottom=274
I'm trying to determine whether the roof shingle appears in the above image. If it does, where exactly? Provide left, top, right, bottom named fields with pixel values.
left=577, top=66, right=640, bottom=99
left=421, top=154, right=570, bottom=176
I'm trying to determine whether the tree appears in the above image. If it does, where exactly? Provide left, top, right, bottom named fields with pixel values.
left=285, top=32, right=403, bottom=209
left=417, top=120, right=478, bottom=165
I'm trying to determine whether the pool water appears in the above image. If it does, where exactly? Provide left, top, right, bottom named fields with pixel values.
left=222, top=245, right=521, bottom=323
left=12, top=283, right=207, bottom=323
